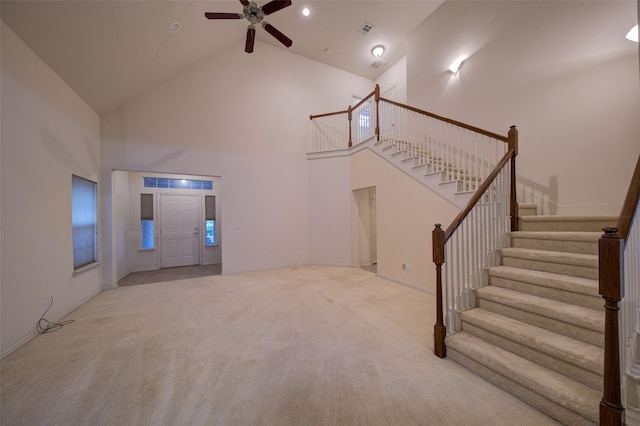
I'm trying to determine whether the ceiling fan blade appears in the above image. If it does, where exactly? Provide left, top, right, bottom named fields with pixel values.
left=245, top=26, right=256, bottom=53
left=261, top=0, right=291, bottom=16
left=239, top=0, right=250, bottom=5
left=204, top=12, right=243, bottom=20
left=262, top=22, right=293, bottom=47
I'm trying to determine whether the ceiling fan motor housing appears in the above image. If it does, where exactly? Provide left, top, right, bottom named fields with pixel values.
left=244, top=2, right=264, bottom=25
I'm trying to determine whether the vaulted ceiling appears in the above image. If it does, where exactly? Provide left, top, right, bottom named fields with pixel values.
left=1, top=0, right=445, bottom=115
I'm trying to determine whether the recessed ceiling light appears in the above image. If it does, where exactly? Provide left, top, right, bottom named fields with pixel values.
left=169, top=22, right=180, bottom=33
left=626, top=24, right=638, bottom=43
left=371, top=45, right=385, bottom=58
left=302, top=7, right=310, bottom=17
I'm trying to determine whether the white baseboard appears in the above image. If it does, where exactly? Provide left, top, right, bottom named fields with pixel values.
left=376, top=273, right=435, bottom=296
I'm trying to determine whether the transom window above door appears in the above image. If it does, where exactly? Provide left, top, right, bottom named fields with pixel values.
left=143, top=177, right=213, bottom=190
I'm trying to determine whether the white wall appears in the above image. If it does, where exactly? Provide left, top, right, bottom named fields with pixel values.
left=407, top=0, right=640, bottom=215
left=101, top=41, right=374, bottom=283
left=351, top=149, right=459, bottom=293
left=113, top=170, right=130, bottom=281
left=308, top=153, right=353, bottom=267
left=375, top=56, right=407, bottom=104
left=1, top=22, right=102, bottom=355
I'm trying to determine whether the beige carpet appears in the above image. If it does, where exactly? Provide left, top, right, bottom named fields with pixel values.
left=1, top=266, right=559, bottom=425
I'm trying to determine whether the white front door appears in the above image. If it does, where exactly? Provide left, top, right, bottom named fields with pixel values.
left=160, top=194, right=200, bottom=268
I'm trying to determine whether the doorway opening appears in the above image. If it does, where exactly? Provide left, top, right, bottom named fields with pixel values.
left=112, top=171, right=221, bottom=285
left=353, top=186, right=377, bottom=273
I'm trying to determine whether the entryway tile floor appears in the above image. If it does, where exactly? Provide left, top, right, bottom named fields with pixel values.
left=118, top=264, right=221, bottom=286
left=360, top=263, right=377, bottom=273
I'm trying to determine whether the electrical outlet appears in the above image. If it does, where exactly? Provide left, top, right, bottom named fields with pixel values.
left=41, top=294, right=49, bottom=306
left=403, top=263, right=411, bottom=271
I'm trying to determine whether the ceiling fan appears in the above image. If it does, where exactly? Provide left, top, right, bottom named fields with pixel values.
left=205, top=0, right=293, bottom=54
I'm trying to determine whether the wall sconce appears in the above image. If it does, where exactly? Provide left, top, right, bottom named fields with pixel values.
left=447, top=57, right=466, bottom=75
left=626, top=24, right=638, bottom=43
left=371, top=45, right=385, bottom=58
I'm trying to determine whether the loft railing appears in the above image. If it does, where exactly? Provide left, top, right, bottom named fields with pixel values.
left=432, top=127, right=518, bottom=357
left=309, top=89, right=378, bottom=151
left=310, top=85, right=509, bottom=194
left=599, top=153, right=640, bottom=425
left=308, top=109, right=350, bottom=152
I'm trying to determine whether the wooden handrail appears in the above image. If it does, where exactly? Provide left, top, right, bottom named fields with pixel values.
left=444, top=148, right=515, bottom=240
left=617, top=154, right=640, bottom=241
left=352, top=89, right=376, bottom=111
left=309, top=109, right=349, bottom=120
left=310, top=87, right=377, bottom=121
left=379, top=97, right=509, bottom=143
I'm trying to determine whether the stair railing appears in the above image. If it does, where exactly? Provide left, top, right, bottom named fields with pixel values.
left=432, top=126, right=518, bottom=358
left=310, top=85, right=511, bottom=195
left=378, top=99, right=510, bottom=194
left=599, top=153, right=640, bottom=425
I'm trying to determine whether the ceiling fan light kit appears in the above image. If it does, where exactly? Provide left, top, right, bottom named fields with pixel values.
left=205, top=0, right=293, bottom=54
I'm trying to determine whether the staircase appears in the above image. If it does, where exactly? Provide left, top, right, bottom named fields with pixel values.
left=368, top=138, right=476, bottom=208
left=446, top=204, right=617, bottom=425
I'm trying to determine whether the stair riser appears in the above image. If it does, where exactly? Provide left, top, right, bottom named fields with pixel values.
left=489, top=276, right=603, bottom=311
left=461, top=321, right=602, bottom=391
left=476, top=298, right=603, bottom=346
left=501, top=257, right=597, bottom=280
left=447, top=348, right=597, bottom=425
left=511, top=237, right=598, bottom=255
left=518, top=205, right=537, bottom=216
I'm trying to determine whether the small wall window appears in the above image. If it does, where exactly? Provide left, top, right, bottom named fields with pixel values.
left=72, top=175, right=98, bottom=269
left=140, top=193, right=154, bottom=249
left=205, top=195, right=216, bottom=246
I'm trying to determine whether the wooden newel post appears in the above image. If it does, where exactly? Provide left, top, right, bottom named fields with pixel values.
left=433, top=224, right=446, bottom=358
left=599, top=227, right=625, bottom=426
left=508, top=125, right=519, bottom=231
left=374, top=84, right=381, bottom=142
left=347, top=106, right=353, bottom=148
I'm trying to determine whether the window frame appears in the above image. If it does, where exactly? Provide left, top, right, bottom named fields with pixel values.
left=205, top=195, right=217, bottom=246
left=140, top=193, right=155, bottom=250
left=72, top=174, right=98, bottom=271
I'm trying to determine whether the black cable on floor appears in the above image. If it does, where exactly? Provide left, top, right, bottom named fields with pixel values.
left=36, top=296, right=74, bottom=334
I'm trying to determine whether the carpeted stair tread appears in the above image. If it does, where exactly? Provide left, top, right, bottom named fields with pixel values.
left=446, top=332, right=600, bottom=424
left=500, top=247, right=598, bottom=280
left=512, top=231, right=601, bottom=241
left=475, top=286, right=603, bottom=332
left=461, top=308, right=603, bottom=375
left=501, top=247, right=597, bottom=268
left=510, top=231, right=600, bottom=255
left=488, top=265, right=598, bottom=297
left=519, top=215, right=617, bottom=232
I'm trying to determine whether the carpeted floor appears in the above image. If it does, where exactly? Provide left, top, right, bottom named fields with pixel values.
left=1, top=265, right=558, bottom=425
